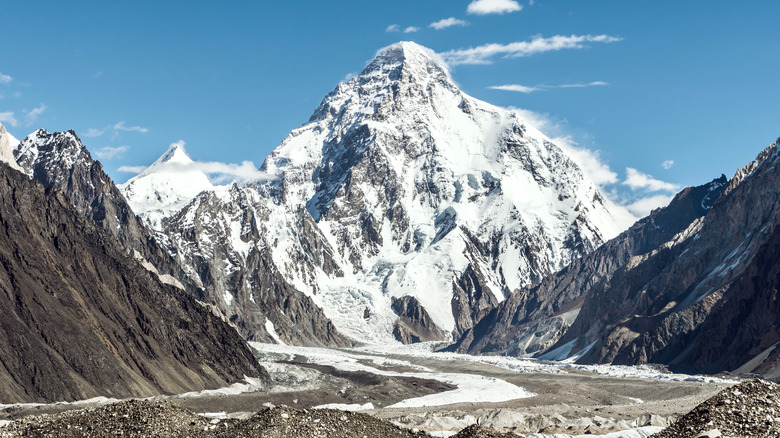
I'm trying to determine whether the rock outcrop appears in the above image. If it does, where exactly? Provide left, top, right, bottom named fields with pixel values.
left=0, top=163, right=266, bottom=403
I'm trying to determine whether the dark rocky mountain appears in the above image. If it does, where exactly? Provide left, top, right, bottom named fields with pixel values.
left=11, top=129, right=350, bottom=347
left=458, top=138, right=780, bottom=378
left=0, top=163, right=266, bottom=403
left=557, top=140, right=780, bottom=376
left=12, top=129, right=191, bottom=291
left=451, top=175, right=727, bottom=356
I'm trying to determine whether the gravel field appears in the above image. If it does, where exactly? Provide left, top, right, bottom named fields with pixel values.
left=0, top=345, right=741, bottom=437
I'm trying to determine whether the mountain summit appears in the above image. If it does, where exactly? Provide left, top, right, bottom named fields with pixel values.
left=120, top=141, right=214, bottom=230
left=123, top=42, right=634, bottom=344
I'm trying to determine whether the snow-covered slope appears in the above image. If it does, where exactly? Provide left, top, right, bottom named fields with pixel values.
left=119, top=142, right=214, bottom=230
left=124, top=41, right=635, bottom=344
left=0, top=123, right=21, bottom=171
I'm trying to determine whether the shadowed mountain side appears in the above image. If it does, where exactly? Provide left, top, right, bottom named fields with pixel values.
left=0, top=163, right=266, bottom=403
left=450, top=176, right=727, bottom=356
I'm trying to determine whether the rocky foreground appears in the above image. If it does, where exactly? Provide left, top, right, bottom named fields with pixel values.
left=0, top=400, right=514, bottom=438
left=654, top=379, right=780, bottom=437
left=1, top=380, right=779, bottom=437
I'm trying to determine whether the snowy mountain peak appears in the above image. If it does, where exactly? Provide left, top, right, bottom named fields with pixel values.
left=367, top=41, right=451, bottom=78
left=249, top=42, right=636, bottom=342
left=119, top=142, right=214, bottom=230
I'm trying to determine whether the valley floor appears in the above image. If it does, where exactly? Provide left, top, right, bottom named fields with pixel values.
left=0, top=343, right=736, bottom=437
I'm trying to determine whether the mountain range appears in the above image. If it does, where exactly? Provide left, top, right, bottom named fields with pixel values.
left=0, top=40, right=778, bottom=387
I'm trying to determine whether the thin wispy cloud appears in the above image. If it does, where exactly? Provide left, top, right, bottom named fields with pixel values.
left=113, top=121, right=149, bottom=133
left=403, top=26, right=419, bottom=33
left=0, top=111, right=18, bottom=127
left=441, top=34, right=623, bottom=65
left=0, top=73, right=11, bottom=84
left=95, top=145, right=130, bottom=160
left=92, top=71, right=104, bottom=79
left=25, top=103, right=47, bottom=126
left=467, top=0, right=522, bottom=15
left=117, top=165, right=146, bottom=174
left=430, top=17, right=468, bottom=30
left=490, top=81, right=608, bottom=93
left=623, top=167, right=680, bottom=192
left=386, top=24, right=401, bottom=33
left=85, top=121, right=149, bottom=138
left=662, top=160, right=675, bottom=170
left=83, top=127, right=108, bottom=137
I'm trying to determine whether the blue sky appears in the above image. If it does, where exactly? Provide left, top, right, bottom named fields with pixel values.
left=2, top=0, right=779, bottom=216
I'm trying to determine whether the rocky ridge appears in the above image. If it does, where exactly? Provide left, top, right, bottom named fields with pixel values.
left=0, top=162, right=265, bottom=403
left=7, top=127, right=348, bottom=347
left=451, top=175, right=727, bottom=356
left=460, top=137, right=780, bottom=377
left=11, top=128, right=190, bottom=291
left=556, top=139, right=780, bottom=375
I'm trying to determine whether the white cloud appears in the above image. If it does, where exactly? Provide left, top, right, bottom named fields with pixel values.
left=623, top=194, right=675, bottom=218
left=117, top=165, right=146, bottom=173
left=430, top=17, right=468, bottom=30
left=95, top=145, right=130, bottom=160
left=662, top=160, right=675, bottom=170
left=113, top=121, right=149, bottom=133
left=467, top=0, right=522, bottom=15
left=490, top=84, right=540, bottom=93
left=195, top=160, right=275, bottom=183
left=0, top=111, right=18, bottom=127
left=386, top=24, right=401, bottom=32
left=0, top=73, right=11, bottom=84
left=441, top=34, right=623, bottom=65
left=558, top=81, right=609, bottom=88
left=25, top=103, right=47, bottom=126
left=403, top=26, right=419, bottom=33
left=490, top=81, right=608, bottom=94
left=92, top=71, right=103, bottom=79
left=623, top=167, right=680, bottom=192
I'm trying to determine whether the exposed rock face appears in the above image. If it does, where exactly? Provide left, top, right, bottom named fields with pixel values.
left=121, top=41, right=633, bottom=344
left=9, top=129, right=348, bottom=347
left=12, top=129, right=190, bottom=291
left=451, top=175, right=727, bottom=355
left=159, top=187, right=351, bottom=347
left=0, top=163, right=265, bottom=403
left=391, top=296, right=448, bottom=343
left=549, top=139, right=780, bottom=376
